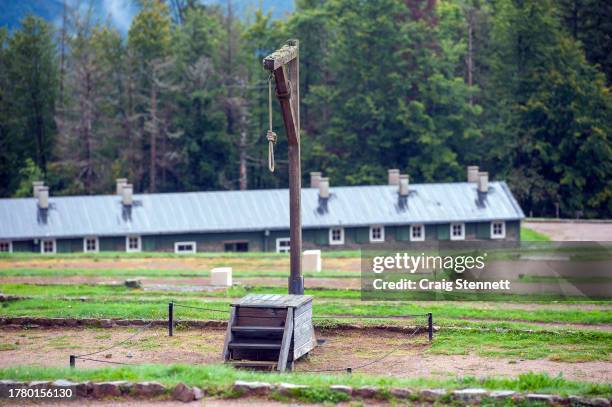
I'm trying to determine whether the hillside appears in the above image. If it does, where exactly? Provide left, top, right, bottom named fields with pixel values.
left=0, top=0, right=293, bottom=31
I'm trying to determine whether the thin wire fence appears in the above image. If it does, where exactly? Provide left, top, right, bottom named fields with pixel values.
left=74, top=357, right=132, bottom=365
left=70, top=301, right=433, bottom=372
left=71, top=320, right=155, bottom=368
left=170, top=301, right=433, bottom=373
left=74, top=321, right=154, bottom=358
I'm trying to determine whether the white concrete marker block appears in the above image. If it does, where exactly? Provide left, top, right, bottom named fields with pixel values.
left=211, top=267, right=232, bottom=286
left=303, top=250, right=322, bottom=272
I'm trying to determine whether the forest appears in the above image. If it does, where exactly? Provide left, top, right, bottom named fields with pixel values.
left=0, top=0, right=610, bottom=218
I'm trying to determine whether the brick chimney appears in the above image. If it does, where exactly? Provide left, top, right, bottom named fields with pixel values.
left=32, top=181, right=44, bottom=198
left=467, top=166, right=479, bottom=182
left=319, top=177, right=329, bottom=199
left=38, top=186, right=49, bottom=209
left=388, top=169, right=400, bottom=186
left=399, top=174, right=409, bottom=196
left=310, top=172, right=321, bottom=188
left=116, top=178, right=128, bottom=195
left=122, top=184, right=133, bottom=206
left=478, top=172, right=489, bottom=193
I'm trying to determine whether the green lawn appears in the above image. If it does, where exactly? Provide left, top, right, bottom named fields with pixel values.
left=431, top=329, right=611, bottom=362
left=1, top=282, right=611, bottom=364
left=1, top=284, right=611, bottom=325
left=521, top=227, right=551, bottom=241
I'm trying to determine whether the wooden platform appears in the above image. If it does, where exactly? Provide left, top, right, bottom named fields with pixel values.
left=223, top=294, right=316, bottom=372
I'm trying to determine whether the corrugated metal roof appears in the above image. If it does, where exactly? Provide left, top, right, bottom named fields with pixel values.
left=0, top=182, right=524, bottom=240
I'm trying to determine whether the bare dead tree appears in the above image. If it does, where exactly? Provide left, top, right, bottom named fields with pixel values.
left=224, top=0, right=254, bottom=190
left=119, top=49, right=140, bottom=183
left=55, top=1, right=108, bottom=193
left=144, top=57, right=183, bottom=192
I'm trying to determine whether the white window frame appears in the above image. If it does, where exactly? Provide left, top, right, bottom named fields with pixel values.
left=0, top=241, right=12, bottom=253
left=369, top=225, right=385, bottom=243
left=276, top=237, right=291, bottom=253
left=410, top=224, right=425, bottom=242
left=126, top=235, right=142, bottom=253
left=174, top=241, right=196, bottom=254
left=329, top=227, right=345, bottom=245
left=490, top=221, right=506, bottom=239
left=450, top=223, right=465, bottom=241
left=83, top=236, right=99, bottom=253
left=41, top=239, right=56, bottom=254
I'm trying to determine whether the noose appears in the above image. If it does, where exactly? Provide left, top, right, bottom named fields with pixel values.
left=266, top=75, right=277, bottom=172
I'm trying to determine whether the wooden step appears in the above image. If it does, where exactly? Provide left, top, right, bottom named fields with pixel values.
left=232, top=326, right=285, bottom=333
left=228, top=341, right=281, bottom=350
left=228, top=360, right=277, bottom=369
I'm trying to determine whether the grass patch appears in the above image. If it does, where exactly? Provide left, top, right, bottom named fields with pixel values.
left=93, top=333, right=112, bottom=340
left=311, top=300, right=612, bottom=325
left=521, top=228, right=551, bottom=241
left=1, top=283, right=611, bottom=325
left=0, top=267, right=358, bottom=279
left=2, top=280, right=609, bottom=304
left=0, top=343, right=18, bottom=351
left=431, top=329, right=612, bottom=362
left=0, top=364, right=609, bottom=398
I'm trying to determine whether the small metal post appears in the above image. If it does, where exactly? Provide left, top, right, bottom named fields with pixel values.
left=428, top=313, right=433, bottom=341
left=168, top=302, right=174, bottom=337
left=70, top=355, right=76, bottom=368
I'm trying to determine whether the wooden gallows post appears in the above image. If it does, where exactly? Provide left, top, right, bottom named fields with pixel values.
left=263, top=40, right=303, bottom=295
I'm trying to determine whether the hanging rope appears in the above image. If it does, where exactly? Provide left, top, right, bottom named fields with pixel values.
left=266, top=75, right=277, bottom=172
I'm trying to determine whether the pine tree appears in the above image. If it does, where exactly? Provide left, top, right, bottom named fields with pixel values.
left=242, top=8, right=286, bottom=189
left=128, top=0, right=178, bottom=192
left=173, top=6, right=231, bottom=191
left=5, top=15, right=57, bottom=182
left=558, top=0, right=612, bottom=83
left=0, top=28, right=17, bottom=196
left=487, top=0, right=611, bottom=217
left=55, top=5, right=113, bottom=194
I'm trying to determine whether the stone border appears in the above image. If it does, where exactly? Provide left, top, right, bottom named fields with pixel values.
left=0, top=379, right=610, bottom=405
left=233, top=381, right=610, bottom=406
left=0, top=380, right=203, bottom=403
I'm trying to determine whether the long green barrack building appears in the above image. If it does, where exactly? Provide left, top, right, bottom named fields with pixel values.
left=0, top=168, right=524, bottom=254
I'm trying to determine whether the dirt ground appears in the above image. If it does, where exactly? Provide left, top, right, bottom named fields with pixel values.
left=524, top=221, right=612, bottom=241
left=0, top=258, right=361, bottom=273
left=0, top=327, right=609, bottom=384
